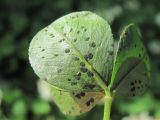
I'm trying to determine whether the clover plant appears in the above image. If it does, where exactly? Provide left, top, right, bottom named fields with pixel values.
left=29, top=11, right=150, bottom=120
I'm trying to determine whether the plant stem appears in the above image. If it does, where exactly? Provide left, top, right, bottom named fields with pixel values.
left=103, top=93, right=113, bottom=120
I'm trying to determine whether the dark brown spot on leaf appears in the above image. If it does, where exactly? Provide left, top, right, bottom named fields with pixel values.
left=77, top=72, right=81, bottom=76
left=57, top=69, right=62, bottom=73
left=73, top=38, right=77, bottom=42
left=74, top=57, right=79, bottom=61
left=85, top=37, right=90, bottom=41
left=54, top=54, right=58, bottom=56
left=130, top=82, right=134, bottom=86
left=84, top=28, right=87, bottom=32
left=80, top=67, right=88, bottom=73
left=83, top=84, right=95, bottom=89
left=90, top=42, right=96, bottom=48
left=75, top=75, right=80, bottom=80
left=77, top=31, right=80, bottom=34
left=68, top=79, right=71, bottom=81
left=108, top=51, right=113, bottom=56
left=70, top=28, right=73, bottom=32
left=49, top=34, right=55, bottom=37
left=41, top=49, right=45, bottom=52
left=80, top=62, right=85, bottom=66
left=71, top=82, right=77, bottom=85
left=131, top=87, right=135, bottom=91
left=65, top=48, right=70, bottom=53
left=87, top=71, right=94, bottom=77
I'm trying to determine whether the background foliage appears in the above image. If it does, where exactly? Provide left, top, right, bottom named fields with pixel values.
left=0, top=0, right=159, bottom=120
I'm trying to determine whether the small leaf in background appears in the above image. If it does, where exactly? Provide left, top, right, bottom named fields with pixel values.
left=96, top=5, right=122, bottom=23
left=11, top=99, right=27, bottom=116
left=124, top=0, right=140, bottom=11
left=3, top=88, right=22, bottom=104
left=31, top=99, right=51, bottom=115
left=148, top=40, right=160, bottom=55
left=122, top=112, right=153, bottom=120
left=154, top=13, right=160, bottom=27
left=9, top=12, right=28, bottom=34
left=0, top=34, right=15, bottom=60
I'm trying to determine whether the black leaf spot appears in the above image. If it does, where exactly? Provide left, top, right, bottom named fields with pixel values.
left=88, top=53, right=93, bottom=60
left=75, top=75, right=80, bottom=80
left=132, top=93, right=135, bottom=96
left=108, top=51, right=113, bottom=56
left=89, top=42, right=96, bottom=48
left=73, top=38, right=77, bottom=42
left=80, top=67, right=88, bottom=73
left=59, top=38, right=65, bottom=43
left=87, top=71, right=94, bottom=77
left=74, top=57, right=79, bottom=61
left=84, top=28, right=87, bottom=32
left=65, top=48, right=70, bottom=53
left=83, top=84, right=95, bottom=89
left=41, top=49, right=45, bottom=52
left=86, top=98, right=94, bottom=106
left=71, top=82, right=77, bottom=85
left=75, top=92, right=85, bottom=99
left=77, top=31, right=80, bottom=34
left=138, top=80, right=141, bottom=84
left=90, top=98, right=94, bottom=103
left=77, top=72, right=81, bottom=76
left=80, top=62, right=85, bottom=66
left=131, top=87, right=136, bottom=91
left=84, top=53, right=93, bottom=61
left=64, top=33, right=67, bottom=36
left=70, top=28, right=73, bottom=32
left=85, top=37, right=90, bottom=41
left=54, top=54, right=58, bottom=56
left=134, top=44, right=137, bottom=48
left=49, top=34, right=55, bottom=38
left=86, top=101, right=90, bottom=106
left=68, top=79, right=71, bottom=81
left=130, top=82, right=134, bottom=86
left=57, top=69, right=62, bottom=73
left=81, top=92, right=85, bottom=96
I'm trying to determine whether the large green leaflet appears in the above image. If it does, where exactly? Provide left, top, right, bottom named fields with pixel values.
left=29, top=11, right=150, bottom=117
left=109, top=24, right=150, bottom=97
left=29, top=11, right=114, bottom=92
left=41, top=80, right=104, bottom=115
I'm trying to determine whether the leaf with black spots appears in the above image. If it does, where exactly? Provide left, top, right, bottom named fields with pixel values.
left=109, top=24, right=150, bottom=97
left=29, top=11, right=114, bottom=92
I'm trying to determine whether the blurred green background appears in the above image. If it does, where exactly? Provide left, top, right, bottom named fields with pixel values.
left=0, top=0, right=160, bottom=120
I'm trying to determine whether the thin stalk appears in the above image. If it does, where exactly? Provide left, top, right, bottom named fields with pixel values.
left=103, top=96, right=113, bottom=120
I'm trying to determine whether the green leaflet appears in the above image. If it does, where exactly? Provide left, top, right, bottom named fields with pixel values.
left=41, top=80, right=104, bottom=116
left=109, top=24, right=150, bottom=97
left=29, top=11, right=113, bottom=92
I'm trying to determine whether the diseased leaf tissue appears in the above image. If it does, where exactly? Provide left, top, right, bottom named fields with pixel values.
left=29, top=11, right=150, bottom=115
